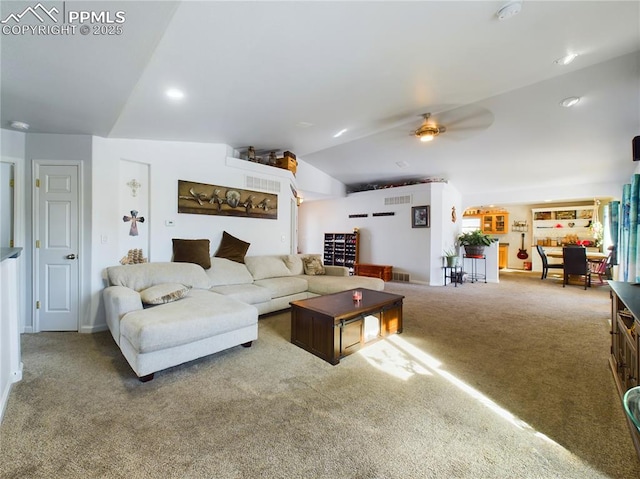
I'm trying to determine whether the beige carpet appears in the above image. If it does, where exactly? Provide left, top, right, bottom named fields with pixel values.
left=2, top=272, right=639, bottom=478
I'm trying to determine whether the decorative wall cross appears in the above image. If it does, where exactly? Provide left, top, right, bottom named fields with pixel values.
left=123, top=210, right=145, bottom=236
left=127, top=179, right=141, bottom=197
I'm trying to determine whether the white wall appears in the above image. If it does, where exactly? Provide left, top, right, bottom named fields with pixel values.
left=90, top=137, right=298, bottom=331
left=295, top=158, right=346, bottom=200
left=298, top=182, right=467, bottom=285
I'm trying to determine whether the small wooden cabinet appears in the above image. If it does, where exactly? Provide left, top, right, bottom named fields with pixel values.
left=355, top=263, right=392, bottom=281
left=609, top=282, right=640, bottom=459
left=481, top=213, right=508, bottom=234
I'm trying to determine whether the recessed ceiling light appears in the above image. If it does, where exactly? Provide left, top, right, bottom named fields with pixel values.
left=560, top=96, right=581, bottom=108
left=165, top=88, right=184, bottom=100
left=554, top=53, right=578, bottom=66
left=9, top=120, right=29, bottom=130
left=333, top=128, right=348, bottom=138
left=496, top=1, right=522, bottom=20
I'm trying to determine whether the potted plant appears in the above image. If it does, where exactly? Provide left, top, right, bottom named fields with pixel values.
left=457, top=230, right=498, bottom=257
left=443, top=248, right=458, bottom=267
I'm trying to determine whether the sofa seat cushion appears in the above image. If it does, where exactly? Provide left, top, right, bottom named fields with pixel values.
left=253, top=276, right=308, bottom=299
left=244, top=255, right=292, bottom=280
left=206, top=257, right=254, bottom=286
left=210, top=284, right=271, bottom=304
left=298, top=275, right=384, bottom=295
left=107, top=262, right=211, bottom=291
left=120, top=290, right=257, bottom=354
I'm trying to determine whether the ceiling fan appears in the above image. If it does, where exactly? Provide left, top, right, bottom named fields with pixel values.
left=413, top=113, right=446, bottom=142
left=407, top=105, right=494, bottom=143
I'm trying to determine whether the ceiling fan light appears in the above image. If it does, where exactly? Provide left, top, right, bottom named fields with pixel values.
left=420, top=133, right=434, bottom=142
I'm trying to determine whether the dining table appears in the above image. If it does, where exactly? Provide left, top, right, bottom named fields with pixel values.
left=546, top=249, right=607, bottom=260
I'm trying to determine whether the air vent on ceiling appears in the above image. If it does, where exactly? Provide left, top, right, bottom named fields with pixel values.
left=384, top=195, right=412, bottom=206
left=245, top=175, right=281, bottom=193
left=392, top=272, right=410, bottom=282
left=349, top=214, right=368, bottom=218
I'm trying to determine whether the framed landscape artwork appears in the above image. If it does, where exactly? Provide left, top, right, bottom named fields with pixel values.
left=177, top=180, right=278, bottom=219
left=412, top=205, right=430, bottom=228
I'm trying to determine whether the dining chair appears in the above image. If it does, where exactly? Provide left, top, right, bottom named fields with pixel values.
left=536, top=245, right=563, bottom=280
left=562, top=246, right=591, bottom=289
left=588, top=251, right=613, bottom=284
left=623, top=386, right=640, bottom=433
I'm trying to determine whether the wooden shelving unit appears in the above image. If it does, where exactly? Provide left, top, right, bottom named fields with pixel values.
left=532, top=205, right=595, bottom=246
left=323, top=231, right=359, bottom=274
left=531, top=205, right=596, bottom=272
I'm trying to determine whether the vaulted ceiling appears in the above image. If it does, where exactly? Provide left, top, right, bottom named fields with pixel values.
left=2, top=1, right=639, bottom=201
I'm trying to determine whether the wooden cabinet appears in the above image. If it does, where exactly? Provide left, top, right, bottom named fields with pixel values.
left=609, top=282, right=640, bottom=459
left=355, top=263, right=392, bottom=281
left=323, top=231, right=359, bottom=274
left=481, top=213, right=508, bottom=234
left=498, top=244, right=508, bottom=269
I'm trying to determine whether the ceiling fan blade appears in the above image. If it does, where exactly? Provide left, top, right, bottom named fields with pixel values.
left=431, top=104, right=494, bottom=133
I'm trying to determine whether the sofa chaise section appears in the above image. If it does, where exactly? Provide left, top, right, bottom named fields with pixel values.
left=104, top=262, right=258, bottom=381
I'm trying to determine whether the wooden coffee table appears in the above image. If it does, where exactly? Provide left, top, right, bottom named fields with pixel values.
left=290, top=289, right=404, bottom=365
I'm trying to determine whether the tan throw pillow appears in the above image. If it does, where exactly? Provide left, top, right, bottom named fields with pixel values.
left=172, top=239, right=211, bottom=269
left=140, top=283, right=190, bottom=305
left=303, top=256, right=325, bottom=275
left=215, top=231, right=250, bottom=264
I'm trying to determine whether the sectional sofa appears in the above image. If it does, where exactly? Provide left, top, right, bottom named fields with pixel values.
left=103, top=254, right=384, bottom=381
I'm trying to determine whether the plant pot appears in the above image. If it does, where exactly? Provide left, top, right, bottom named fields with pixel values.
left=446, top=256, right=458, bottom=267
left=464, top=245, right=485, bottom=257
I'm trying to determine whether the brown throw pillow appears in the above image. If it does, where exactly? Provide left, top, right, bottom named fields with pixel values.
left=172, top=239, right=211, bottom=269
left=303, top=256, right=325, bottom=275
left=215, top=231, right=251, bottom=264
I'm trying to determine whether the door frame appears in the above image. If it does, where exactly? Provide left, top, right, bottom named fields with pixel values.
left=32, top=159, right=84, bottom=333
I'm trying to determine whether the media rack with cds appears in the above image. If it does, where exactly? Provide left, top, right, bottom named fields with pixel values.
left=323, top=231, right=359, bottom=275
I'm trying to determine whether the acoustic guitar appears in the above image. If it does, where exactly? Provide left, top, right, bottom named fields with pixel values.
left=517, top=233, right=529, bottom=260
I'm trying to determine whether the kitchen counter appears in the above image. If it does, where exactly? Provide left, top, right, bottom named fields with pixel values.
left=1, top=247, right=22, bottom=422
left=1, top=247, right=22, bottom=261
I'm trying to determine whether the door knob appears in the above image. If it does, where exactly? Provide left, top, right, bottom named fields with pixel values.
left=66, top=254, right=76, bottom=260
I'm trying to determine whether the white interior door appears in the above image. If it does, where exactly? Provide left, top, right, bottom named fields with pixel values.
left=35, top=163, right=80, bottom=331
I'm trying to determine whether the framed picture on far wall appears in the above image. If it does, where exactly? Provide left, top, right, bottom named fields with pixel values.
left=412, top=205, right=430, bottom=228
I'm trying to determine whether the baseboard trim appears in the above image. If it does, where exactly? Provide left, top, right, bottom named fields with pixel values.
left=79, top=324, right=108, bottom=334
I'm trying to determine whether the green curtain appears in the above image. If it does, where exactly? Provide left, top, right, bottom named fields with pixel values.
left=620, top=174, right=640, bottom=282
